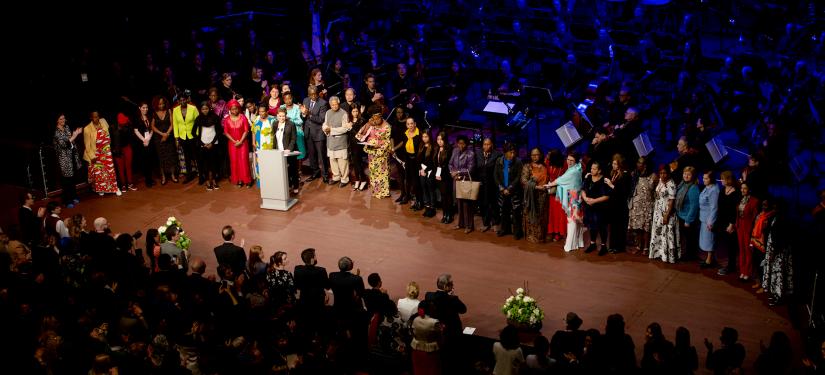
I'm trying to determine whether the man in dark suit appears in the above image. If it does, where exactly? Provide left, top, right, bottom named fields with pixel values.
left=475, top=138, right=502, bottom=232
left=328, top=256, right=367, bottom=357
left=17, top=192, right=44, bottom=247
left=425, top=273, right=468, bottom=372
left=294, top=248, right=329, bottom=332
left=213, top=225, right=246, bottom=277
left=184, top=257, right=217, bottom=318
left=301, top=86, right=330, bottom=183
left=495, top=144, right=525, bottom=239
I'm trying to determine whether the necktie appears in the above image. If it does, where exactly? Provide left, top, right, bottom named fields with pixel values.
left=310, top=101, right=315, bottom=110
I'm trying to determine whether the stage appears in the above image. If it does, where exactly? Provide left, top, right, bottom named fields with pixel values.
left=64, top=179, right=799, bottom=370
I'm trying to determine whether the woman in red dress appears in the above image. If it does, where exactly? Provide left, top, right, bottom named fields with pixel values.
left=545, top=149, right=568, bottom=241
left=735, top=182, right=760, bottom=282
left=83, top=111, right=120, bottom=196
left=223, top=99, right=252, bottom=187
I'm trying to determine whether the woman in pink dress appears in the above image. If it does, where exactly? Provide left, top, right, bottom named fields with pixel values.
left=83, top=111, right=120, bottom=196
left=223, top=99, right=252, bottom=187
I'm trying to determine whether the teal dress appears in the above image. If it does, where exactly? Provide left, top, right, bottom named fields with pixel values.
left=282, top=104, right=306, bottom=160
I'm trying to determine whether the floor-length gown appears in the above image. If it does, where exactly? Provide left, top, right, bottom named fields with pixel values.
left=89, top=126, right=119, bottom=193
left=224, top=115, right=252, bottom=184
left=364, top=124, right=391, bottom=198
left=649, top=180, right=680, bottom=263
left=546, top=164, right=568, bottom=238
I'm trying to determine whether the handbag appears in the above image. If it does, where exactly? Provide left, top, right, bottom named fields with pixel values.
left=455, top=175, right=481, bottom=200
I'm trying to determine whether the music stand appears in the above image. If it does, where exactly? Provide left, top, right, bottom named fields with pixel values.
left=523, top=86, right=554, bottom=106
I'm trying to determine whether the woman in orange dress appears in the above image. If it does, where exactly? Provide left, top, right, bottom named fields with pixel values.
left=545, top=149, right=568, bottom=241
left=222, top=99, right=252, bottom=187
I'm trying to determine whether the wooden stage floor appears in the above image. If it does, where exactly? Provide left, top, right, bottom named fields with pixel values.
left=65, top=179, right=799, bottom=371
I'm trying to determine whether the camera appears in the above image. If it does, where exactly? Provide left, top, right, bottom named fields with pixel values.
left=133, top=230, right=143, bottom=240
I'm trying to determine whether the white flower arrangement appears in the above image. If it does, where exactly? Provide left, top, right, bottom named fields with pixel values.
left=158, top=216, right=191, bottom=250
left=501, top=283, right=544, bottom=327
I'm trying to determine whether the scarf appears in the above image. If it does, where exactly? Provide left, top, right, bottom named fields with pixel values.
left=675, top=181, right=694, bottom=211
left=750, top=210, right=775, bottom=253
left=555, top=163, right=583, bottom=215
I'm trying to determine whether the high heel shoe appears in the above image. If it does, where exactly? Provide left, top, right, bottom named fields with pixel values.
left=161, top=177, right=167, bottom=185
left=171, top=177, right=179, bottom=183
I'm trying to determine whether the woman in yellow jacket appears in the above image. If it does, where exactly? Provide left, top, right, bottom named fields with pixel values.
left=83, top=111, right=121, bottom=196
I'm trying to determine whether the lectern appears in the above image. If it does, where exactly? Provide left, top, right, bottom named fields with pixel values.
left=258, top=150, right=299, bottom=211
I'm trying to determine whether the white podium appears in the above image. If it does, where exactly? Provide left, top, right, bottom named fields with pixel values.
left=258, top=150, right=299, bottom=211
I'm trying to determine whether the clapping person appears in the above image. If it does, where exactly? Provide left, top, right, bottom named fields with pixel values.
left=53, top=114, right=83, bottom=207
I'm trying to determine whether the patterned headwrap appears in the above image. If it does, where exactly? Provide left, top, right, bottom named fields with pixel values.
left=227, top=99, right=241, bottom=110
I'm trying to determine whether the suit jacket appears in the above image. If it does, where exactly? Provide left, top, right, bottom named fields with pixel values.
left=494, top=157, right=524, bottom=192
left=328, top=271, right=365, bottom=313
left=18, top=206, right=41, bottom=246
left=213, top=242, right=247, bottom=276
left=424, top=290, right=467, bottom=337
left=301, top=97, right=329, bottom=141
left=272, top=120, right=298, bottom=151
left=83, top=119, right=111, bottom=162
left=475, top=150, right=502, bottom=185
left=294, top=264, right=329, bottom=307
left=172, top=103, right=199, bottom=140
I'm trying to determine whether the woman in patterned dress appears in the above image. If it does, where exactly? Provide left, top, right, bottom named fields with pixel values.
left=521, top=148, right=549, bottom=243
left=252, top=106, right=275, bottom=184
left=223, top=99, right=253, bottom=187
left=628, top=156, right=656, bottom=255
left=83, top=111, right=120, bottom=196
left=54, top=114, right=83, bottom=207
left=266, top=251, right=296, bottom=308
left=359, top=112, right=391, bottom=198
left=649, top=165, right=680, bottom=263
left=759, top=199, right=792, bottom=306
left=150, top=96, right=178, bottom=184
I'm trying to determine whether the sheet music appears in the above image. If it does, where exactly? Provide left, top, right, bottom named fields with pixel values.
left=555, top=121, right=582, bottom=148
left=705, top=138, right=729, bottom=164
left=633, top=132, right=654, bottom=157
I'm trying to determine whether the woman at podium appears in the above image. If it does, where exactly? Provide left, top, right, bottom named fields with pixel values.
left=273, top=108, right=299, bottom=192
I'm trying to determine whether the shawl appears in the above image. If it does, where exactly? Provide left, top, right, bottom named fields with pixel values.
left=555, top=163, right=583, bottom=215
left=750, top=210, right=775, bottom=253
left=675, top=181, right=695, bottom=211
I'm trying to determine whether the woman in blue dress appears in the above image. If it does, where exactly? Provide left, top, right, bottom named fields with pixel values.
left=698, top=170, right=719, bottom=268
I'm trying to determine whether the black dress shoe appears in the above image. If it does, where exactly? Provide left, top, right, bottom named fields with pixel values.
left=322, top=178, right=330, bottom=184
left=444, top=215, right=454, bottom=224
left=399, top=197, right=410, bottom=204
left=496, top=230, right=509, bottom=237
left=584, top=244, right=597, bottom=253
left=339, top=182, right=348, bottom=188
left=440, top=215, right=448, bottom=224
left=598, top=246, right=608, bottom=256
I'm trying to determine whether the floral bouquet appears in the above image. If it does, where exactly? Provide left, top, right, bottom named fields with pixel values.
left=158, top=216, right=191, bottom=250
left=501, top=284, right=544, bottom=328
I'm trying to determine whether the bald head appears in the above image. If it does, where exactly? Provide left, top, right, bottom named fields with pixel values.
left=190, top=257, right=206, bottom=274
left=93, top=217, right=108, bottom=233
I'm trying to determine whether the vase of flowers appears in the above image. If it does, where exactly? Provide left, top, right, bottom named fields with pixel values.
left=501, top=285, right=544, bottom=333
left=158, top=216, right=191, bottom=250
